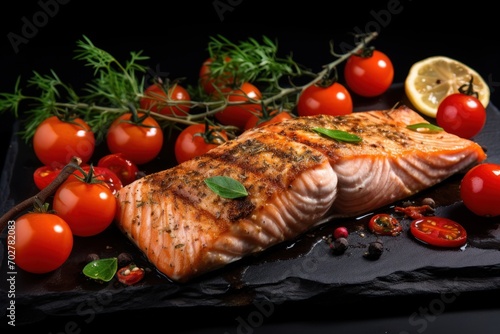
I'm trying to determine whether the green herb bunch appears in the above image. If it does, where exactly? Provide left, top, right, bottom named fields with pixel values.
left=0, top=32, right=378, bottom=143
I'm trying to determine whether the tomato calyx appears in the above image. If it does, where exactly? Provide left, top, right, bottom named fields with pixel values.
left=195, top=120, right=228, bottom=146
left=31, top=198, right=53, bottom=214
left=119, top=105, right=156, bottom=129
left=458, top=76, right=479, bottom=99
left=354, top=44, right=376, bottom=58
left=141, top=77, right=191, bottom=116
left=69, top=165, right=123, bottom=194
left=314, top=67, right=341, bottom=88
left=71, top=164, right=106, bottom=185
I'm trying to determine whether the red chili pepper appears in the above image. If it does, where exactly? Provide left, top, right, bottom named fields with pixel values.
left=394, top=204, right=434, bottom=219
left=116, top=264, right=145, bottom=285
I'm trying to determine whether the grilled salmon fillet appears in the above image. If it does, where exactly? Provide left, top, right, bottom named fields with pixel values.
left=260, top=106, right=487, bottom=216
left=115, top=106, right=486, bottom=282
left=116, top=130, right=338, bottom=282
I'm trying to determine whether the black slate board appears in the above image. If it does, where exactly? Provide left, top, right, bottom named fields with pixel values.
left=1, top=83, right=500, bottom=326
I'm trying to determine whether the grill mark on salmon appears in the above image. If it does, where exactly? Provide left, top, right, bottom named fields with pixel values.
left=116, top=130, right=337, bottom=282
left=260, top=106, right=486, bottom=216
left=115, top=106, right=486, bottom=282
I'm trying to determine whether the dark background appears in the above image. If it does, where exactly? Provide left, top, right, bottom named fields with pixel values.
left=1, top=0, right=500, bottom=333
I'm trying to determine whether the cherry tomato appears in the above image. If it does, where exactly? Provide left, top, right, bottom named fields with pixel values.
left=140, top=83, right=191, bottom=116
left=368, top=213, right=402, bottom=236
left=410, top=217, right=467, bottom=248
left=97, top=153, right=139, bottom=186
left=68, top=165, right=123, bottom=194
left=33, top=165, right=62, bottom=190
left=116, top=264, right=145, bottom=285
left=215, top=82, right=263, bottom=130
left=106, top=112, right=164, bottom=165
left=436, top=93, right=486, bottom=139
left=53, top=173, right=117, bottom=237
left=33, top=115, right=95, bottom=169
left=244, top=109, right=293, bottom=131
left=460, top=163, right=500, bottom=217
left=174, top=123, right=228, bottom=164
left=344, top=49, right=394, bottom=97
left=297, top=82, right=353, bottom=117
left=15, top=212, right=73, bottom=274
left=199, top=56, right=234, bottom=94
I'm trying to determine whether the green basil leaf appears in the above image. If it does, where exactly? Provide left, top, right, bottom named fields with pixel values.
left=406, top=123, right=443, bottom=133
left=313, top=127, right=362, bottom=143
left=204, top=176, right=248, bottom=199
left=83, top=257, right=118, bottom=282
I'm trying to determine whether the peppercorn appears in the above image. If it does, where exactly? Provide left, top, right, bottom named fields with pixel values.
left=86, top=253, right=100, bottom=262
left=117, top=252, right=133, bottom=267
left=330, top=237, right=349, bottom=255
left=421, top=197, right=436, bottom=208
left=364, top=238, right=383, bottom=260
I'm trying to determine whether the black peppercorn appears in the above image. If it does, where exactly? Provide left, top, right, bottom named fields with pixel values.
left=117, top=252, right=133, bottom=266
left=86, top=253, right=100, bottom=262
left=330, top=237, right=349, bottom=255
left=365, top=238, right=383, bottom=260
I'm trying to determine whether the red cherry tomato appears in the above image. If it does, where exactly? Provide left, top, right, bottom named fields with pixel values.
left=174, top=123, right=228, bottom=164
left=297, top=82, right=353, bottom=117
left=53, top=174, right=117, bottom=237
left=215, top=82, right=263, bottom=130
left=436, top=93, right=486, bottom=139
left=244, top=109, right=293, bottom=131
left=97, top=153, right=139, bottom=186
left=14, top=212, right=73, bottom=274
left=368, top=213, right=403, bottom=236
left=33, top=115, right=95, bottom=169
left=344, top=49, right=394, bottom=97
left=68, top=165, right=123, bottom=194
left=460, top=163, right=500, bottom=217
left=106, top=112, right=164, bottom=165
left=410, top=217, right=467, bottom=248
left=140, top=83, right=191, bottom=116
left=199, top=56, right=234, bottom=94
left=116, top=264, right=145, bottom=285
left=33, top=165, right=62, bottom=190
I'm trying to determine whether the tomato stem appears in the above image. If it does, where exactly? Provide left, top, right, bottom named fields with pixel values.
left=458, top=76, right=479, bottom=99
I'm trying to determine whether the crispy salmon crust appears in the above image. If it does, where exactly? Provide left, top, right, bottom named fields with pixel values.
left=115, top=106, right=486, bottom=282
left=116, top=131, right=338, bottom=282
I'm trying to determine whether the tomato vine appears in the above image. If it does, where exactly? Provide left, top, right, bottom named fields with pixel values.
left=0, top=32, right=379, bottom=142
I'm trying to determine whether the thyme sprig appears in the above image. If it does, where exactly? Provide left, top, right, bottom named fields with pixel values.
left=0, top=32, right=378, bottom=143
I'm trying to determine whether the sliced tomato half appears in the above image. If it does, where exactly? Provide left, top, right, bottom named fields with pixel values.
left=116, top=264, right=145, bottom=285
left=33, top=165, right=62, bottom=190
left=410, top=217, right=467, bottom=248
left=368, top=213, right=402, bottom=236
left=98, top=153, right=139, bottom=186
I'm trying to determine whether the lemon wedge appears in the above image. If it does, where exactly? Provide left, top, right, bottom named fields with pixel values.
left=405, top=56, right=490, bottom=118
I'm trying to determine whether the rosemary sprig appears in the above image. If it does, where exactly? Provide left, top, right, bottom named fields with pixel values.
left=0, top=32, right=379, bottom=143
left=206, top=35, right=309, bottom=89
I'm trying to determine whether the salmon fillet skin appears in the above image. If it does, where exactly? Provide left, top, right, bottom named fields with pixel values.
left=115, top=105, right=486, bottom=282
